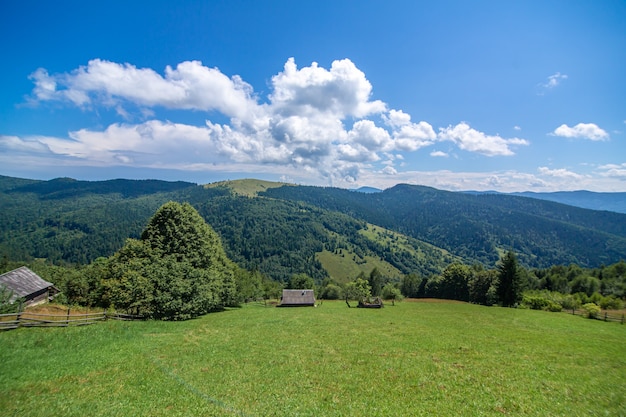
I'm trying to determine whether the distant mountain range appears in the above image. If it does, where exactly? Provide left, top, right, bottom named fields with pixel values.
left=509, top=191, right=626, bottom=214
left=1, top=175, right=625, bottom=282
left=463, top=190, right=626, bottom=214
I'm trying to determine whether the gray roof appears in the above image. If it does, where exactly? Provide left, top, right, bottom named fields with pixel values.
left=0, top=267, right=55, bottom=301
left=280, top=289, right=315, bottom=306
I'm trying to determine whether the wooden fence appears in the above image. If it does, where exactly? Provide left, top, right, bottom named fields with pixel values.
left=569, top=309, right=625, bottom=324
left=0, top=310, right=143, bottom=330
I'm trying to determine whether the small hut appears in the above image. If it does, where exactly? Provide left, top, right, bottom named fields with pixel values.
left=278, top=289, right=315, bottom=307
left=0, top=266, right=60, bottom=307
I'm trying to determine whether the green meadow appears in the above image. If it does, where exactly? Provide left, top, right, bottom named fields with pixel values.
left=1, top=301, right=624, bottom=417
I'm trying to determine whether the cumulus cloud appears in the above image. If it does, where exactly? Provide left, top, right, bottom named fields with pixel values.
left=552, top=123, right=609, bottom=141
left=270, top=58, right=386, bottom=118
left=20, top=57, right=534, bottom=185
left=438, top=122, right=529, bottom=156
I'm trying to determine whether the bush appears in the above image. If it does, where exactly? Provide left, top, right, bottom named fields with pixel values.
left=560, top=294, right=581, bottom=311
left=521, top=293, right=562, bottom=312
left=320, top=284, right=343, bottom=300
left=599, top=295, right=623, bottom=310
left=581, top=303, right=601, bottom=319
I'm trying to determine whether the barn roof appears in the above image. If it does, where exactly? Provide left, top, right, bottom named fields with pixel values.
left=0, top=266, right=55, bottom=302
left=279, top=289, right=315, bottom=307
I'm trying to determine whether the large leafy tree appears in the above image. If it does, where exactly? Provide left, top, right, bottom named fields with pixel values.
left=104, top=202, right=236, bottom=319
left=400, top=272, right=422, bottom=298
left=497, top=251, right=523, bottom=307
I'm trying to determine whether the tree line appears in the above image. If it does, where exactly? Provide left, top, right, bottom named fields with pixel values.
left=2, top=199, right=625, bottom=319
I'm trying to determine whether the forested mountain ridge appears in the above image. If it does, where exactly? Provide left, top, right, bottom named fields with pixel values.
left=1, top=175, right=626, bottom=282
left=262, top=183, right=626, bottom=268
left=510, top=190, right=626, bottom=214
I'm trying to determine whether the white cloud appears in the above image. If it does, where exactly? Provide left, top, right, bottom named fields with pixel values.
left=382, top=166, right=397, bottom=175
left=513, top=126, right=521, bottom=131
left=437, top=122, right=529, bottom=156
left=543, top=72, right=568, bottom=89
left=537, top=166, right=584, bottom=180
left=16, top=57, right=581, bottom=188
left=552, top=123, right=609, bottom=141
left=269, top=58, right=386, bottom=118
left=29, top=59, right=262, bottom=124
left=536, top=72, right=568, bottom=95
left=430, top=150, right=448, bottom=157
left=597, top=163, right=626, bottom=180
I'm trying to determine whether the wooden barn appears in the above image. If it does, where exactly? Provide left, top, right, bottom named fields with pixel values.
left=278, top=289, right=315, bottom=307
left=0, top=266, right=60, bottom=307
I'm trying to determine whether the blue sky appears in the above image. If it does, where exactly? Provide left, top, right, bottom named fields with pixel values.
left=1, top=0, right=625, bottom=191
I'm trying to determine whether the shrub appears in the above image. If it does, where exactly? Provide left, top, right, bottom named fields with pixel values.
left=581, top=303, right=601, bottom=319
left=320, top=284, right=343, bottom=300
left=521, top=293, right=562, bottom=312
left=560, top=294, right=581, bottom=311
left=599, top=295, right=623, bottom=310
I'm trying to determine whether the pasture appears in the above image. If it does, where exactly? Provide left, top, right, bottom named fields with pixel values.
left=0, top=300, right=624, bottom=416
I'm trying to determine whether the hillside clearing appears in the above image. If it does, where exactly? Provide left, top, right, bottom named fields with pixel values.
left=0, top=301, right=624, bottom=416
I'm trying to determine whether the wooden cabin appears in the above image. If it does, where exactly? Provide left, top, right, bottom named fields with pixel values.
left=278, top=289, right=315, bottom=307
left=0, top=266, right=60, bottom=307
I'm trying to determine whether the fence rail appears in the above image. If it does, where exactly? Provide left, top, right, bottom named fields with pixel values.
left=569, top=309, right=625, bottom=324
left=0, top=310, right=143, bottom=330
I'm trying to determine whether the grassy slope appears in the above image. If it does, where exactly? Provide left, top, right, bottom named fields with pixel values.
left=1, top=302, right=624, bottom=417
left=205, top=179, right=290, bottom=197
left=316, top=249, right=401, bottom=283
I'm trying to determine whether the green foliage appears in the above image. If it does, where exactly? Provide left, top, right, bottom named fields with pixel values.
left=368, top=267, right=383, bottom=296
left=581, top=302, right=601, bottom=319
left=234, top=267, right=264, bottom=302
left=497, top=251, right=523, bottom=307
left=264, top=182, right=626, bottom=269
left=381, top=283, right=403, bottom=302
left=104, top=202, right=236, bottom=319
left=0, top=284, right=22, bottom=313
left=521, top=292, right=563, bottom=312
left=400, top=272, right=422, bottom=298
left=344, top=278, right=371, bottom=301
left=287, top=273, right=316, bottom=291
left=319, top=283, right=343, bottom=300
left=468, top=268, right=498, bottom=306
left=599, top=295, right=624, bottom=310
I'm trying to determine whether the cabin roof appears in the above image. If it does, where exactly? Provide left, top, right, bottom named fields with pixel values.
left=280, top=289, right=315, bottom=306
left=0, top=266, right=55, bottom=301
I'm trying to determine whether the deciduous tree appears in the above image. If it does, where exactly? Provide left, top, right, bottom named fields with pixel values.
left=104, top=202, right=236, bottom=319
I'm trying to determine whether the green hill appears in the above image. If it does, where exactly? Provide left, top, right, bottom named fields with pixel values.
left=1, top=176, right=626, bottom=282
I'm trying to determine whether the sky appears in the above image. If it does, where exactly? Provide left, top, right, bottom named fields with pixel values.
left=1, top=0, right=625, bottom=192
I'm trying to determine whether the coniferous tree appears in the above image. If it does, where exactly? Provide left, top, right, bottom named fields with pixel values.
left=368, top=267, right=383, bottom=296
left=497, top=251, right=522, bottom=307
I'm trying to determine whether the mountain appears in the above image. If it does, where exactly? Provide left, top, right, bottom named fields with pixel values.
left=465, top=189, right=626, bottom=214
left=261, top=183, right=626, bottom=268
left=352, top=186, right=382, bottom=193
left=510, top=191, right=626, bottom=214
left=1, top=175, right=626, bottom=282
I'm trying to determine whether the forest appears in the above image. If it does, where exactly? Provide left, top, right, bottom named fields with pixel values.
left=1, top=175, right=625, bottom=317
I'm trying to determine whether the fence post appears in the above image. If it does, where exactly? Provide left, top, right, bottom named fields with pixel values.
left=66, top=308, right=71, bottom=327
left=621, top=314, right=624, bottom=325
left=604, top=312, right=608, bottom=322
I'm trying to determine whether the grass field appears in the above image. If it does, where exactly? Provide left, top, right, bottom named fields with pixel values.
left=1, top=300, right=624, bottom=416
